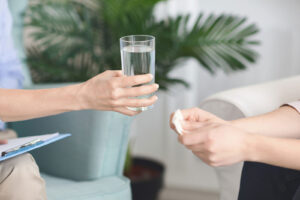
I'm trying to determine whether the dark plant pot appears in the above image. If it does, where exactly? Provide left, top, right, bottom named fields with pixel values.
left=127, top=157, right=165, bottom=200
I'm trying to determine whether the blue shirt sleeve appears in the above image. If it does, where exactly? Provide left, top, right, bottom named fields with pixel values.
left=0, top=0, right=24, bottom=89
left=0, top=0, right=25, bottom=129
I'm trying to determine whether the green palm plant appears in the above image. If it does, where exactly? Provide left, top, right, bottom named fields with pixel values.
left=25, top=0, right=259, bottom=90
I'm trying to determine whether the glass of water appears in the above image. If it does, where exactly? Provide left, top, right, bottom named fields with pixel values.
left=120, top=35, right=155, bottom=111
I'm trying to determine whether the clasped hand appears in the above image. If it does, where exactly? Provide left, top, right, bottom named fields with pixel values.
left=170, top=108, right=251, bottom=167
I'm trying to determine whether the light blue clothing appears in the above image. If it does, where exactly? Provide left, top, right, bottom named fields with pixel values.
left=0, top=0, right=24, bottom=129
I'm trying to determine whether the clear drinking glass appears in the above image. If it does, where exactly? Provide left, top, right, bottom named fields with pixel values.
left=120, top=35, right=155, bottom=111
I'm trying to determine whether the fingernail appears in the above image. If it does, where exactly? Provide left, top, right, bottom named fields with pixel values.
left=155, top=84, right=159, bottom=89
left=149, top=74, right=154, bottom=79
left=153, top=95, right=158, bottom=100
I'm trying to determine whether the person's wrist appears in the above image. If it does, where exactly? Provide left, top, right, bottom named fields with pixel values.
left=229, top=119, right=263, bottom=162
left=229, top=119, right=240, bottom=127
left=65, top=83, right=88, bottom=111
left=243, top=133, right=263, bottom=162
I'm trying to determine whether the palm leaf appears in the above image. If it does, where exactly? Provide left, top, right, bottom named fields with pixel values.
left=25, top=0, right=260, bottom=90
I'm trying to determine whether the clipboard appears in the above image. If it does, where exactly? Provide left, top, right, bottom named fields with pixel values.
left=0, top=133, right=71, bottom=162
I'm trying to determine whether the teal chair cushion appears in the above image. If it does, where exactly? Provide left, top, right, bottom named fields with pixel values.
left=42, top=173, right=131, bottom=200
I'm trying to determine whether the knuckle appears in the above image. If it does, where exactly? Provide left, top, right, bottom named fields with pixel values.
left=140, top=100, right=147, bottom=107
left=208, top=155, right=217, bottom=163
left=150, top=84, right=157, bottom=91
left=127, top=112, right=134, bottom=116
left=207, top=131, right=216, bottom=141
left=207, top=143, right=216, bottom=153
left=129, top=77, right=139, bottom=86
left=132, top=79, right=139, bottom=86
left=109, top=100, right=118, bottom=107
left=108, top=80, right=117, bottom=89
left=209, top=162, right=219, bottom=167
left=142, top=99, right=152, bottom=107
left=110, top=89, right=120, bottom=100
left=214, top=123, right=222, bottom=129
left=104, top=70, right=112, bottom=75
left=133, top=100, right=142, bottom=107
left=129, top=112, right=137, bottom=116
left=146, top=98, right=154, bottom=105
left=129, top=100, right=138, bottom=107
left=181, top=136, right=189, bottom=145
left=147, top=85, right=155, bottom=92
left=135, top=87, right=144, bottom=94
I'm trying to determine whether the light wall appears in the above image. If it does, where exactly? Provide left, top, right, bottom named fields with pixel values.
left=131, top=0, right=300, bottom=192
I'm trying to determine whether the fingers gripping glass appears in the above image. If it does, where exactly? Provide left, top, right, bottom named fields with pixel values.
left=120, top=35, right=156, bottom=111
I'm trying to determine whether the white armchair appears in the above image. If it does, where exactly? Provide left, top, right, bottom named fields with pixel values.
left=199, top=75, right=300, bottom=200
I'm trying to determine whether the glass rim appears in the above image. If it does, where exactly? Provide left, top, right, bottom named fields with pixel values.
left=120, top=35, right=155, bottom=43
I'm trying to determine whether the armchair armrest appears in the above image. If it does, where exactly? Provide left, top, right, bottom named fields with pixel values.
left=201, top=75, right=300, bottom=118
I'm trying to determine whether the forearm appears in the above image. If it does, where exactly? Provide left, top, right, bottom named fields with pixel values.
left=0, top=84, right=82, bottom=122
left=231, top=106, right=300, bottom=138
left=247, top=134, right=300, bottom=170
left=0, top=71, right=159, bottom=120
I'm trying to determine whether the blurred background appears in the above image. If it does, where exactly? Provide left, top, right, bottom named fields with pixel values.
left=17, top=0, right=300, bottom=199
left=131, top=0, right=300, bottom=199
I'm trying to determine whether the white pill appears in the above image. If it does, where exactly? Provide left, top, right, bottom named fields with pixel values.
left=172, top=109, right=184, bottom=135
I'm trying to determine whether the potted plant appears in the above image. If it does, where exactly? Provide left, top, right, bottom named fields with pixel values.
left=124, top=148, right=165, bottom=200
left=24, top=0, right=259, bottom=199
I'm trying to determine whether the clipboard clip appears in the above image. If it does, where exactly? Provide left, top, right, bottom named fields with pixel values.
left=1, top=139, right=41, bottom=157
